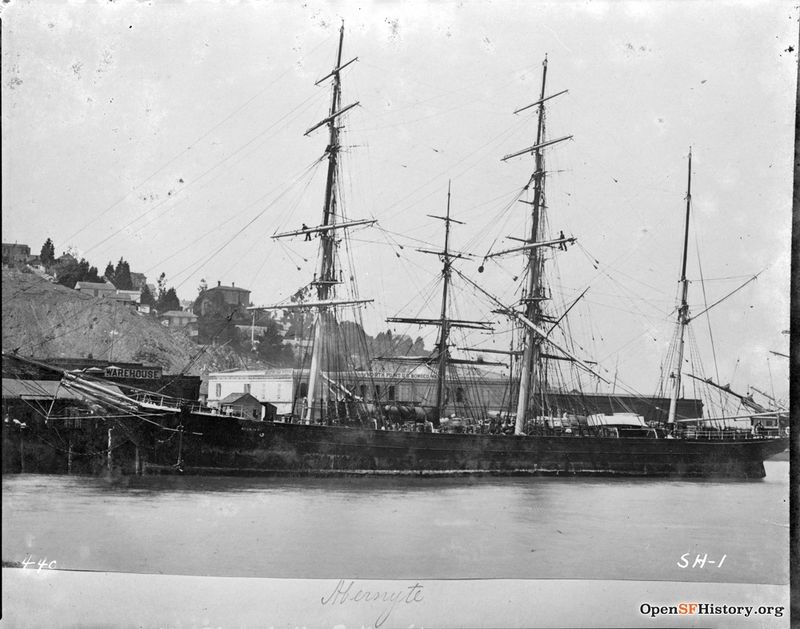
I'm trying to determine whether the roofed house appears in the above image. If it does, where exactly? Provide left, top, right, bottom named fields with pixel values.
left=112, top=289, right=141, bottom=305
left=129, top=272, right=148, bottom=290
left=159, top=310, right=198, bottom=329
left=26, top=255, right=44, bottom=271
left=218, top=392, right=264, bottom=420
left=1, top=243, right=31, bottom=266
left=196, top=281, right=251, bottom=319
left=75, top=280, right=117, bottom=298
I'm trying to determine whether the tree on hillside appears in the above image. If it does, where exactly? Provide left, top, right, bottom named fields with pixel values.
left=157, top=287, right=180, bottom=312
left=370, top=328, right=426, bottom=357
left=254, top=316, right=295, bottom=366
left=197, top=309, right=241, bottom=347
left=55, top=257, right=101, bottom=289
left=113, top=258, right=132, bottom=290
left=411, top=336, right=427, bottom=354
left=55, top=258, right=79, bottom=286
left=151, top=272, right=181, bottom=311
left=84, top=262, right=101, bottom=283
left=140, top=284, right=156, bottom=308
left=279, top=284, right=314, bottom=340
left=40, top=238, right=55, bottom=267
left=104, top=262, right=115, bottom=283
left=157, top=272, right=167, bottom=299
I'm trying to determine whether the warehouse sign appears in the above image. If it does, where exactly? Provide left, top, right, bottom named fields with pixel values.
left=104, top=366, right=162, bottom=379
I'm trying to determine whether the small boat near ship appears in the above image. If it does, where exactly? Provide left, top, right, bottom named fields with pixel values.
left=1, top=25, right=788, bottom=478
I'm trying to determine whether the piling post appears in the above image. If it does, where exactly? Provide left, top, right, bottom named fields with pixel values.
left=107, top=426, right=113, bottom=471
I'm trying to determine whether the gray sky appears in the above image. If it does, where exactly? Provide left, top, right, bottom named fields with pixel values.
left=2, top=1, right=795, bottom=402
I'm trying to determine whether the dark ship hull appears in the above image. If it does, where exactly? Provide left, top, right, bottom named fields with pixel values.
left=143, top=415, right=788, bottom=479
left=2, top=409, right=787, bottom=479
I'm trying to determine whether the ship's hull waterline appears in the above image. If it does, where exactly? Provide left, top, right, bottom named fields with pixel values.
left=140, top=416, right=789, bottom=479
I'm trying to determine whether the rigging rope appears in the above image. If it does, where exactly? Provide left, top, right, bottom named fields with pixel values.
left=67, top=32, right=336, bottom=245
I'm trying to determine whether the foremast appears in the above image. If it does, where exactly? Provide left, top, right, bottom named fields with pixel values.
left=257, top=24, right=373, bottom=424
left=304, top=25, right=345, bottom=424
left=667, top=148, right=692, bottom=426
left=316, top=26, right=345, bottom=306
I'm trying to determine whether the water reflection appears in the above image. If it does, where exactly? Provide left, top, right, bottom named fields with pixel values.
left=2, top=462, right=788, bottom=583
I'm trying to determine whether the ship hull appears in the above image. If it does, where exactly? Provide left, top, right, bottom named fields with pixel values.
left=143, top=416, right=789, bottom=479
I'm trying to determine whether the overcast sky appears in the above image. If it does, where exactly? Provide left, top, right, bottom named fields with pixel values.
left=2, top=1, right=795, bottom=403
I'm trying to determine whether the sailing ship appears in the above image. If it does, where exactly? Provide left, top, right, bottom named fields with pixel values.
left=3, top=26, right=788, bottom=478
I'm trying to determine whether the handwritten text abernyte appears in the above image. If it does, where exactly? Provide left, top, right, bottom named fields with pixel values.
left=321, top=579, right=424, bottom=627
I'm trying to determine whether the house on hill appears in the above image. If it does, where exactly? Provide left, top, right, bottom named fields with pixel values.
left=75, top=280, right=117, bottom=298
left=26, top=255, right=45, bottom=271
left=195, top=281, right=251, bottom=319
left=113, top=289, right=141, bottom=305
left=76, top=280, right=141, bottom=304
left=1, top=243, right=31, bottom=266
left=129, top=272, right=148, bottom=290
left=56, top=252, right=77, bottom=265
left=159, top=310, right=198, bottom=334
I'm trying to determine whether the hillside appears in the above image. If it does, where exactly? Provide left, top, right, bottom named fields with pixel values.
left=1, top=269, right=248, bottom=375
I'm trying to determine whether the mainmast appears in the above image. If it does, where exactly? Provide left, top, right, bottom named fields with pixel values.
left=667, top=148, right=692, bottom=425
left=513, top=57, right=549, bottom=435
left=485, top=58, right=574, bottom=434
left=494, top=57, right=572, bottom=435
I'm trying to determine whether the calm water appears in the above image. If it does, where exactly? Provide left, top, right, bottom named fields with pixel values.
left=2, top=461, right=789, bottom=584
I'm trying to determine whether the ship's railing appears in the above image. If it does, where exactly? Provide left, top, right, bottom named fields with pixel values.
left=184, top=402, right=214, bottom=415
left=220, top=404, right=255, bottom=419
left=182, top=402, right=250, bottom=419
left=678, top=429, right=773, bottom=440
left=128, top=392, right=182, bottom=410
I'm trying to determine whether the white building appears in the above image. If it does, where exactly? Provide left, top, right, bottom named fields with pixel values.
left=207, top=368, right=296, bottom=414
left=206, top=363, right=509, bottom=418
left=204, top=363, right=691, bottom=423
left=113, top=289, right=141, bottom=304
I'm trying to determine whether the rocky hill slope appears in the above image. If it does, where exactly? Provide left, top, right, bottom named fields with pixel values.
left=2, top=269, right=247, bottom=375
